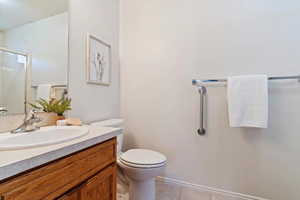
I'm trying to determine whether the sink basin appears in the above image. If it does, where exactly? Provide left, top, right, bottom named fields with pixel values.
left=0, top=126, right=89, bottom=150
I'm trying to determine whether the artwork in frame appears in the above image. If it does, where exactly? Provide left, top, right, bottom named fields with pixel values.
left=86, top=34, right=111, bottom=86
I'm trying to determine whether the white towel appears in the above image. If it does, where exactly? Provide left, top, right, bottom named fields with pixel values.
left=36, top=84, right=52, bottom=101
left=227, top=75, right=268, bottom=128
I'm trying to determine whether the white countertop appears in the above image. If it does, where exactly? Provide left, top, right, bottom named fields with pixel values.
left=0, top=126, right=122, bottom=181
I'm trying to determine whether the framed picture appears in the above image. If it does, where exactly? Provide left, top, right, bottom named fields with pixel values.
left=86, top=34, right=111, bottom=86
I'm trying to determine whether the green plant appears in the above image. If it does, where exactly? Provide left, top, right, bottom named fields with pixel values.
left=30, top=98, right=72, bottom=116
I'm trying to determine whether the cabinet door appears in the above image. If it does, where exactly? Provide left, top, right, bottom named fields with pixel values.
left=81, top=165, right=116, bottom=200
left=56, top=187, right=81, bottom=200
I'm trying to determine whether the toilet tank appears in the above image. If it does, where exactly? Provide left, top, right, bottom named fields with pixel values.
left=91, top=119, right=124, bottom=155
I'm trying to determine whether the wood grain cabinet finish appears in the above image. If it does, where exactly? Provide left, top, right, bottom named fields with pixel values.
left=81, top=165, right=116, bottom=200
left=56, top=187, right=82, bottom=200
left=0, top=138, right=117, bottom=200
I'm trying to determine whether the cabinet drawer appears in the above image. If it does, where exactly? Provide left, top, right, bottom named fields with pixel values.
left=0, top=138, right=116, bottom=200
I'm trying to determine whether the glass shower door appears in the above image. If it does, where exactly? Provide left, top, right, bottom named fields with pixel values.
left=0, top=48, right=27, bottom=115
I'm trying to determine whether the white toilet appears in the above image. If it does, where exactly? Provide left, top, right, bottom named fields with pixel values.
left=92, top=119, right=167, bottom=200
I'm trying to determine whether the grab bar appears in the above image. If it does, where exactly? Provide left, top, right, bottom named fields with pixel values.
left=197, top=86, right=207, bottom=135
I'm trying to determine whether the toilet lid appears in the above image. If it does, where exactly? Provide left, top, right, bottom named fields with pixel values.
left=120, top=149, right=167, bottom=166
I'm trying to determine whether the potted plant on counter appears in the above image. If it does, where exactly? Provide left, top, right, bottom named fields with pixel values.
left=30, top=98, right=72, bottom=126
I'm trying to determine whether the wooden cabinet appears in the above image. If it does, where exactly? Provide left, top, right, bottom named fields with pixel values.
left=0, top=138, right=117, bottom=200
left=57, top=165, right=116, bottom=200
left=57, top=187, right=81, bottom=200
left=81, top=165, right=116, bottom=200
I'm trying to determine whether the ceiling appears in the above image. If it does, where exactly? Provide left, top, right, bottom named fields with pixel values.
left=0, top=0, right=68, bottom=31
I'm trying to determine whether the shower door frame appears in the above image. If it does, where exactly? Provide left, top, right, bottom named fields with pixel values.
left=0, top=47, right=31, bottom=115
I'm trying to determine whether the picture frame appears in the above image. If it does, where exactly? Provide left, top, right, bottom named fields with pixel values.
left=86, top=34, right=112, bottom=86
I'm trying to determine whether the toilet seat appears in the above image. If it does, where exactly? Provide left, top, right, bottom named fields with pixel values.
left=119, top=149, right=166, bottom=169
left=119, top=159, right=166, bottom=168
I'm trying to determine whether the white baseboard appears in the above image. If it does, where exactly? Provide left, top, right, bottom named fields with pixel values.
left=157, top=176, right=270, bottom=200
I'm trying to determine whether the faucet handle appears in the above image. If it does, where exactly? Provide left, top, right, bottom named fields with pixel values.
left=29, top=109, right=38, bottom=116
left=28, top=109, right=41, bottom=122
left=31, top=109, right=38, bottom=113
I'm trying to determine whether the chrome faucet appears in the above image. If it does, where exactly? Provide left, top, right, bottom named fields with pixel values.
left=11, top=110, right=42, bottom=134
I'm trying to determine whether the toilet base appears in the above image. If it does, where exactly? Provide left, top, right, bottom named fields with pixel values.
left=129, top=178, right=155, bottom=200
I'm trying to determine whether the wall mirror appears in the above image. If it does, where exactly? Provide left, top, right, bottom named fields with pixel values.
left=0, top=0, right=69, bottom=119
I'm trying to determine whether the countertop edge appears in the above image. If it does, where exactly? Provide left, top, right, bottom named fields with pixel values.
left=0, top=128, right=121, bottom=181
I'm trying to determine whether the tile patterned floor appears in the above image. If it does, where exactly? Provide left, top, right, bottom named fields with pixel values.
left=117, top=178, right=242, bottom=200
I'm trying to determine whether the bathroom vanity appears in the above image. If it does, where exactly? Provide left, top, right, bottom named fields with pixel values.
left=0, top=126, right=121, bottom=200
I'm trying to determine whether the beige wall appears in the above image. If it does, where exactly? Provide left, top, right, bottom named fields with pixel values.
left=68, top=0, right=120, bottom=122
left=120, top=0, right=300, bottom=199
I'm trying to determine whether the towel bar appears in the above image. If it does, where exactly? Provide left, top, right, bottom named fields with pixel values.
left=192, top=75, right=300, bottom=86
left=31, top=85, right=67, bottom=88
left=193, top=74, right=300, bottom=135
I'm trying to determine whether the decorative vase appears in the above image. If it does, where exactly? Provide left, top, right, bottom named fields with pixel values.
left=57, top=115, right=66, bottom=121
left=37, top=112, right=65, bottom=127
